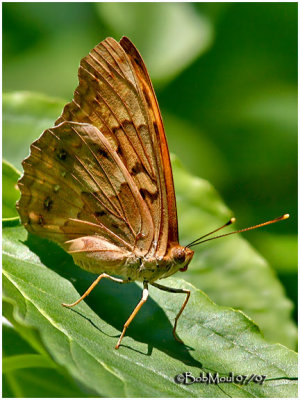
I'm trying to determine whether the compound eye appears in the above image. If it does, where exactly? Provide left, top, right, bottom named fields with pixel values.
left=173, top=247, right=186, bottom=264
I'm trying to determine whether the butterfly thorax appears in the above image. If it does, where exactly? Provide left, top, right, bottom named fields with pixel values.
left=132, top=245, right=194, bottom=282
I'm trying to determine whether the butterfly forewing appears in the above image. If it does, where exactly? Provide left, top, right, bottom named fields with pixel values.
left=55, top=37, right=179, bottom=259
left=120, top=37, right=179, bottom=250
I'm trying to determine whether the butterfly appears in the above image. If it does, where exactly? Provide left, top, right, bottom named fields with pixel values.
left=16, top=36, right=288, bottom=349
left=16, top=36, right=194, bottom=349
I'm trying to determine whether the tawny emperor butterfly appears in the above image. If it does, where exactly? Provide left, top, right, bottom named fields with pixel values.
left=17, top=37, right=289, bottom=349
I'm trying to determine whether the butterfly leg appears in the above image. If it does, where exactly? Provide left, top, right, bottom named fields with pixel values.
left=62, top=273, right=130, bottom=308
left=115, top=281, right=149, bottom=349
left=151, top=282, right=190, bottom=343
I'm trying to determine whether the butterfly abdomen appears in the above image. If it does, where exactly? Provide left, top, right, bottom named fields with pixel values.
left=65, top=235, right=138, bottom=275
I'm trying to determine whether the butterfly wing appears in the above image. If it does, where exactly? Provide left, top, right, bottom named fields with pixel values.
left=17, top=122, right=154, bottom=260
left=55, top=37, right=179, bottom=258
left=120, top=37, right=179, bottom=249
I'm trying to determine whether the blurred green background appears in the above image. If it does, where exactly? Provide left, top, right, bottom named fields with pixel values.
left=3, top=2, right=297, bottom=317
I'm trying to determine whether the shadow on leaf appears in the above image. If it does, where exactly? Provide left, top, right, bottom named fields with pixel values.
left=25, top=232, right=203, bottom=369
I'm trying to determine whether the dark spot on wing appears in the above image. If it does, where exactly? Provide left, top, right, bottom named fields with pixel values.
left=134, top=57, right=143, bottom=67
left=112, top=126, right=120, bottom=134
left=43, top=196, right=53, bottom=211
left=57, top=149, right=67, bottom=161
left=117, top=145, right=123, bottom=157
left=137, top=123, right=147, bottom=133
left=139, top=188, right=159, bottom=203
left=95, top=210, right=106, bottom=217
left=142, top=89, right=151, bottom=107
left=140, top=189, right=146, bottom=200
left=98, top=148, right=109, bottom=159
left=131, top=162, right=143, bottom=175
left=153, top=121, right=159, bottom=136
left=122, top=120, right=132, bottom=129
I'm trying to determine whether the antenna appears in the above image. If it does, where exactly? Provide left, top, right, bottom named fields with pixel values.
left=186, top=217, right=236, bottom=248
left=187, top=214, right=289, bottom=248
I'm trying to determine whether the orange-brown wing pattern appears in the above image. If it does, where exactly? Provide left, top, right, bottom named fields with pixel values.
left=120, top=37, right=179, bottom=248
left=17, top=122, right=154, bottom=254
left=55, top=37, right=179, bottom=258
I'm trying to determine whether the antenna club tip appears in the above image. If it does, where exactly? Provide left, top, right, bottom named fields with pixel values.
left=226, top=217, right=236, bottom=225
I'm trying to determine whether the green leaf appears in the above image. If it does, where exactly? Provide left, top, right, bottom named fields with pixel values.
left=251, top=233, right=298, bottom=274
left=163, top=113, right=230, bottom=188
left=96, top=3, right=213, bottom=84
left=3, top=354, right=55, bottom=373
left=3, top=224, right=297, bottom=397
left=3, top=92, right=65, bottom=167
left=3, top=367, right=92, bottom=398
left=250, top=232, right=298, bottom=323
left=2, top=323, right=93, bottom=397
left=2, top=160, right=21, bottom=219
left=172, top=156, right=297, bottom=349
left=3, top=297, right=53, bottom=358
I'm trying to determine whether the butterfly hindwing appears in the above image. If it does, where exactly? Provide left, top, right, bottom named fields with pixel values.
left=17, top=122, right=154, bottom=255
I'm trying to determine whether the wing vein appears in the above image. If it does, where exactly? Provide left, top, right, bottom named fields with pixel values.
left=68, top=125, right=139, bottom=239
left=81, top=57, right=156, bottom=178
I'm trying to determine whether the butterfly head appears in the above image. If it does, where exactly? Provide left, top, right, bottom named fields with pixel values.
left=171, top=246, right=194, bottom=273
